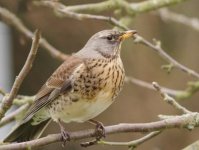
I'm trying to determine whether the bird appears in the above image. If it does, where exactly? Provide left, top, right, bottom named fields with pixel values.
left=3, top=29, right=137, bottom=145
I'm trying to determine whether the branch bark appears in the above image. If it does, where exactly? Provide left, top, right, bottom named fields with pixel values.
left=0, top=6, right=68, bottom=61
left=98, top=131, right=161, bottom=149
left=61, top=0, right=189, bottom=15
left=0, top=30, right=40, bottom=120
left=1, top=113, right=199, bottom=150
left=158, top=8, right=199, bottom=32
left=125, top=76, right=182, bottom=97
left=152, top=82, right=192, bottom=114
left=34, top=1, right=127, bottom=30
left=0, top=104, right=29, bottom=127
left=133, top=34, right=199, bottom=78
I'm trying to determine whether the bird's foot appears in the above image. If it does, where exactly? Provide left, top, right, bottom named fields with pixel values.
left=58, top=119, right=70, bottom=147
left=61, top=129, right=70, bottom=147
left=80, top=120, right=106, bottom=147
left=94, top=121, right=106, bottom=140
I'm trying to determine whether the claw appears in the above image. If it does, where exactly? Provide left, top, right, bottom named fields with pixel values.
left=61, top=130, right=70, bottom=147
left=58, top=119, right=70, bottom=147
left=95, top=121, right=106, bottom=139
left=80, top=120, right=106, bottom=147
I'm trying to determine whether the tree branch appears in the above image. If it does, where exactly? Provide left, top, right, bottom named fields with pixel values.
left=129, top=0, right=189, bottom=15
left=0, top=104, right=29, bottom=127
left=133, top=35, right=199, bottom=78
left=98, top=131, right=161, bottom=149
left=0, top=30, right=40, bottom=120
left=0, top=6, right=68, bottom=61
left=1, top=113, right=199, bottom=150
left=34, top=1, right=127, bottom=30
left=125, top=76, right=182, bottom=97
left=158, top=8, right=199, bottom=32
left=60, top=0, right=189, bottom=15
left=152, top=82, right=192, bottom=114
left=126, top=76, right=199, bottom=100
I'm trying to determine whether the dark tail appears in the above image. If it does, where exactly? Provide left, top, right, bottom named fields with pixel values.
left=3, top=119, right=51, bottom=142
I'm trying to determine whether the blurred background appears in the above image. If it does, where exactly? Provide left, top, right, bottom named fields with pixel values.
left=0, top=0, right=199, bottom=149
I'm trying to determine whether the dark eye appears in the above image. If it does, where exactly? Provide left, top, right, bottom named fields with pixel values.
left=106, top=35, right=113, bottom=41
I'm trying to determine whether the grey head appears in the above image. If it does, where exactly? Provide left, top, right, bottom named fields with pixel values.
left=75, top=30, right=136, bottom=59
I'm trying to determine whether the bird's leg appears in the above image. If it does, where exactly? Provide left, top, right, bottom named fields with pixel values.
left=89, top=119, right=106, bottom=139
left=80, top=119, right=106, bottom=147
left=58, top=119, right=70, bottom=147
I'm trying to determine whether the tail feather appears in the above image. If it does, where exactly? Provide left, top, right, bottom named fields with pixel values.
left=3, top=119, right=51, bottom=142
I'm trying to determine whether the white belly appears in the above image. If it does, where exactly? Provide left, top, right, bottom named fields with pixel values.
left=49, top=90, right=114, bottom=123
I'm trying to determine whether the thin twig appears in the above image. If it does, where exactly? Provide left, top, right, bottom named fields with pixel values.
left=125, top=76, right=182, bottom=97
left=1, top=113, right=199, bottom=150
left=64, top=0, right=117, bottom=14
left=126, top=76, right=199, bottom=100
left=0, top=30, right=40, bottom=120
left=12, top=95, right=34, bottom=106
left=133, top=34, right=199, bottom=78
left=158, top=8, right=199, bottom=32
left=125, top=76, right=199, bottom=100
left=98, top=131, right=161, bottom=149
left=0, top=104, right=29, bottom=127
left=0, top=6, right=68, bottom=61
left=152, top=82, right=192, bottom=114
left=0, top=95, right=34, bottom=106
left=129, top=0, right=189, bottom=15
left=59, top=0, right=189, bottom=15
left=34, top=1, right=127, bottom=30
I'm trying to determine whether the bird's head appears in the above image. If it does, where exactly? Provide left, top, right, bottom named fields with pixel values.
left=76, top=30, right=137, bottom=59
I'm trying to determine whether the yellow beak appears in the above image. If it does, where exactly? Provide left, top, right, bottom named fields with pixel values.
left=119, top=30, right=137, bottom=41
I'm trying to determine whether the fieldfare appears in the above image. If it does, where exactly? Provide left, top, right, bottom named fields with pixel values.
left=4, top=29, right=136, bottom=146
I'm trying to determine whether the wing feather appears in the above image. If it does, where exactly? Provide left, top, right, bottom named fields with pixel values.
left=23, top=56, right=83, bottom=122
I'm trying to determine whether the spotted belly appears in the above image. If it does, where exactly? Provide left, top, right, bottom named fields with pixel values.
left=48, top=90, right=114, bottom=123
left=48, top=57, right=125, bottom=123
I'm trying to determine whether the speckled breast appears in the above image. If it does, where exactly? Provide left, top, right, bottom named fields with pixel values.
left=72, top=57, right=125, bottom=100
left=48, top=57, right=125, bottom=123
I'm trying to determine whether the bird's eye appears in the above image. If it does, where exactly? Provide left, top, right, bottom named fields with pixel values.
left=106, top=35, right=113, bottom=41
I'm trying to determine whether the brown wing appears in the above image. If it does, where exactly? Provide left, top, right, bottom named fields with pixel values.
left=23, top=56, right=83, bottom=122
